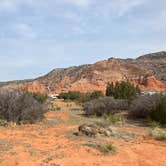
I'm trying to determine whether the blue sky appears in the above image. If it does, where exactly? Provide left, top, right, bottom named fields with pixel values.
left=0, top=0, right=165, bottom=81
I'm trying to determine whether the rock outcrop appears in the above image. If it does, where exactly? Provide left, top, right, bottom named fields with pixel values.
left=20, top=81, right=46, bottom=94
left=0, top=51, right=166, bottom=93
left=35, top=53, right=166, bottom=93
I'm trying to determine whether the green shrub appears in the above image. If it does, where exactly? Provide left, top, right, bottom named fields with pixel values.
left=59, top=90, right=103, bottom=103
left=90, top=91, right=104, bottom=99
left=106, top=82, right=114, bottom=97
left=150, top=96, right=166, bottom=124
left=0, top=90, right=47, bottom=124
left=106, top=81, right=140, bottom=99
left=59, top=91, right=81, bottom=100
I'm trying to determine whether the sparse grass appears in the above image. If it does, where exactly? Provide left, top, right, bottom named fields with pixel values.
left=43, top=156, right=53, bottom=163
left=103, top=114, right=125, bottom=125
left=50, top=164, right=60, bottom=166
left=66, top=103, right=72, bottom=107
left=97, top=143, right=116, bottom=154
left=45, top=118, right=63, bottom=126
left=0, top=158, right=4, bottom=164
left=84, top=142, right=116, bottom=155
left=0, top=119, right=8, bottom=127
left=147, top=119, right=160, bottom=128
left=49, top=104, right=61, bottom=111
left=94, top=121, right=110, bottom=128
left=0, top=140, right=13, bottom=153
left=56, top=106, right=61, bottom=111
left=150, top=127, right=166, bottom=141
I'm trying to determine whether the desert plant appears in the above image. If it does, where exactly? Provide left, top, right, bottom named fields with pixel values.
left=56, top=106, right=61, bottom=111
left=150, top=127, right=166, bottom=141
left=129, top=94, right=166, bottom=124
left=103, top=114, right=125, bottom=125
left=150, top=96, right=166, bottom=124
left=59, top=90, right=103, bottom=103
left=106, top=81, right=140, bottom=99
left=85, top=142, right=116, bottom=154
left=89, top=90, right=104, bottom=99
left=27, top=92, right=48, bottom=104
left=49, top=103, right=61, bottom=111
left=0, top=89, right=47, bottom=124
left=0, top=119, right=8, bottom=126
left=97, top=143, right=116, bottom=154
left=129, top=94, right=159, bottom=118
left=83, top=97, right=128, bottom=116
left=59, top=91, right=81, bottom=100
left=147, top=118, right=160, bottom=128
left=106, top=82, right=114, bottom=97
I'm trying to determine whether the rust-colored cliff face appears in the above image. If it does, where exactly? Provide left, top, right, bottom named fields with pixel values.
left=1, top=51, right=166, bottom=94
left=20, top=81, right=46, bottom=94
left=35, top=54, right=166, bottom=94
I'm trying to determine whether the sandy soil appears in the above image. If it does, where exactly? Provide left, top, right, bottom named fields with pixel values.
left=0, top=105, right=166, bottom=166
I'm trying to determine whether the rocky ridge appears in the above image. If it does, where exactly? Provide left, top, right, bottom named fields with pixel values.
left=0, top=51, right=166, bottom=94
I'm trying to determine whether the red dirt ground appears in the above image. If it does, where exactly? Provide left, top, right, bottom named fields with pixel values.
left=0, top=109, right=166, bottom=166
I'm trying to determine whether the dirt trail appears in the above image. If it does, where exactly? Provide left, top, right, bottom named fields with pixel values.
left=0, top=108, right=166, bottom=166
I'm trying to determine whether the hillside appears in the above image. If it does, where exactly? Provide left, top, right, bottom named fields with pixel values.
left=0, top=51, right=166, bottom=93
left=136, top=51, right=166, bottom=84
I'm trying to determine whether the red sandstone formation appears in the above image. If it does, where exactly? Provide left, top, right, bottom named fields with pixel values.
left=1, top=51, right=166, bottom=94
left=36, top=58, right=166, bottom=94
left=20, top=81, right=46, bottom=94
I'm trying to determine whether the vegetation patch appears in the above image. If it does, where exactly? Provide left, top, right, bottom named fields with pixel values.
left=58, top=90, right=103, bottom=103
left=102, top=114, right=126, bottom=125
left=84, top=142, right=116, bottom=155
left=83, top=97, right=128, bottom=116
left=49, top=103, right=61, bottom=111
left=0, top=119, right=8, bottom=127
left=106, top=81, right=140, bottom=99
left=26, top=92, right=48, bottom=104
left=0, top=89, right=47, bottom=125
left=129, top=94, right=166, bottom=124
left=150, top=128, right=166, bottom=141
left=0, top=140, right=13, bottom=153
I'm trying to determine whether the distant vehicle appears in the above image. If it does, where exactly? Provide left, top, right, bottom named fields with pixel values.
left=141, top=91, right=166, bottom=96
left=48, top=94, right=59, bottom=99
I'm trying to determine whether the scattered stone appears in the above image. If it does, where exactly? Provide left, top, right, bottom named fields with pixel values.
left=76, top=123, right=145, bottom=140
left=77, top=123, right=113, bottom=137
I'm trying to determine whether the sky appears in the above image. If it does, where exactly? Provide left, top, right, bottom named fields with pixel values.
left=0, top=0, right=166, bottom=81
